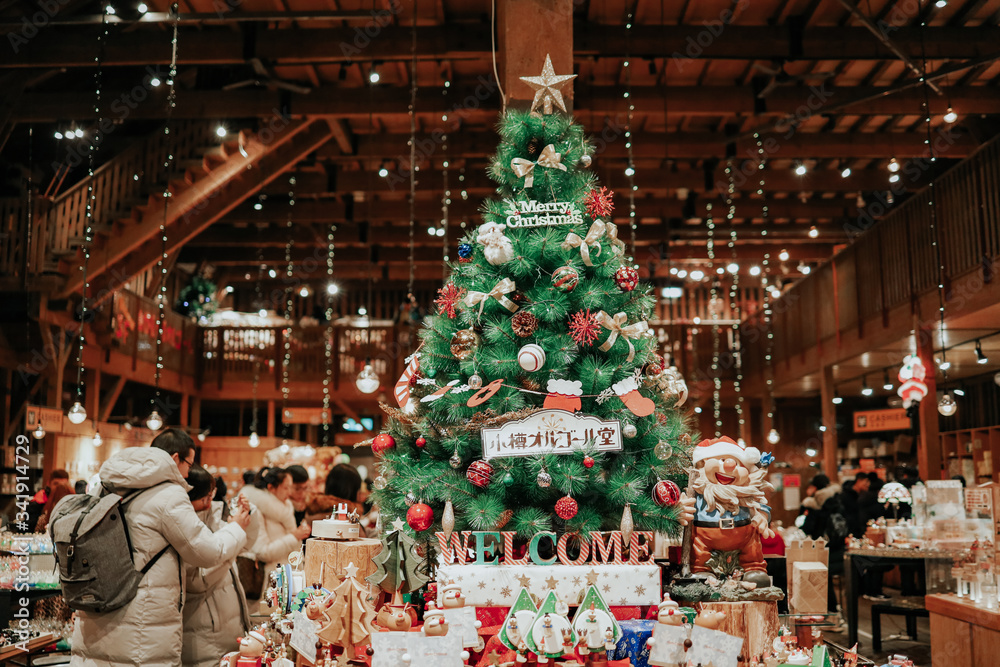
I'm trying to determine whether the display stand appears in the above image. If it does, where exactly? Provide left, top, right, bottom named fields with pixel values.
left=927, top=592, right=1000, bottom=667
left=701, top=601, right=779, bottom=661
left=0, top=633, right=59, bottom=666
left=303, top=537, right=382, bottom=589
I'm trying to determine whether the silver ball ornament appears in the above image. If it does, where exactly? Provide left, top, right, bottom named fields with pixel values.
left=536, top=470, right=552, bottom=488
left=654, top=441, right=673, bottom=460
left=623, top=423, right=638, bottom=438
left=580, top=155, right=592, bottom=167
left=405, top=492, right=417, bottom=506
left=468, top=374, right=483, bottom=390
left=449, top=452, right=463, bottom=469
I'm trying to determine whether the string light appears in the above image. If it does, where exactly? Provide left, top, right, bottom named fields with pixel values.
left=147, top=5, right=179, bottom=430
left=250, top=243, right=265, bottom=449
left=757, top=133, right=778, bottom=445
left=725, top=159, right=745, bottom=430
left=322, top=217, right=336, bottom=444
left=441, top=76, right=451, bottom=271
left=706, top=198, right=721, bottom=436
left=623, top=10, right=637, bottom=254
left=280, top=173, right=297, bottom=443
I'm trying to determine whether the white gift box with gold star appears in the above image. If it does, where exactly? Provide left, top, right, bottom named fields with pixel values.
left=435, top=564, right=661, bottom=607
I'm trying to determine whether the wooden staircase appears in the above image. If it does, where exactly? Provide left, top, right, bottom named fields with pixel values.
left=32, top=118, right=337, bottom=304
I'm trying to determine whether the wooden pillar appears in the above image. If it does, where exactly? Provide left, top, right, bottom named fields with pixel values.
left=179, top=393, right=189, bottom=428
left=497, top=0, right=574, bottom=111
left=917, top=327, right=942, bottom=480
left=85, top=367, right=101, bottom=426
left=190, top=397, right=202, bottom=431
left=267, top=400, right=276, bottom=437
left=819, top=364, right=838, bottom=478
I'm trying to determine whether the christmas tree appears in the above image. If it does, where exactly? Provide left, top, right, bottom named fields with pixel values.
left=367, top=517, right=430, bottom=595
left=372, top=54, right=694, bottom=548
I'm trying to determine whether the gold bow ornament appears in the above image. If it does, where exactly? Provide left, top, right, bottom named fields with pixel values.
left=510, top=144, right=568, bottom=188
left=596, top=311, right=649, bottom=362
left=561, top=220, right=625, bottom=266
left=463, top=278, right=520, bottom=317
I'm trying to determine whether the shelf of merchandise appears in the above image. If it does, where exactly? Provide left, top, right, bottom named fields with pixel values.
left=940, top=426, right=1000, bottom=484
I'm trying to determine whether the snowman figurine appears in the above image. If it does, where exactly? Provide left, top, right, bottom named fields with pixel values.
left=442, top=580, right=466, bottom=608
left=422, top=603, right=449, bottom=637
left=540, top=614, right=562, bottom=656
left=505, top=617, right=522, bottom=648
left=646, top=594, right=686, bottom=649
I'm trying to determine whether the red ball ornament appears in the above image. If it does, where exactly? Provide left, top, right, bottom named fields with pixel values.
left=652, top=480, right=682, bottom=507
left=555, top=495, right=578, bottom=520
left=583, top=456, right=595, bottom=469
left=372, top=433, right=396, bottom=456
left=466, top=460, right=494, bottom=488
left=614, top=265, right=639, bottom=292
left=406, top=503, right=434, bottom=531
left=415, top=436, right=427, bottom=448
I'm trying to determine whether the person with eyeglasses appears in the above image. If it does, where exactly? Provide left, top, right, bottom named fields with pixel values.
left=70, top=428, right=251, bottom=667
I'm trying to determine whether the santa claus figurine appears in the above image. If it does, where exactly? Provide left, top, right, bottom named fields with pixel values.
left=422, top=603, right=449, bottom=637
left=679, top=436, right=775, bottom=587
left=441, top=580, right=466, bottom=608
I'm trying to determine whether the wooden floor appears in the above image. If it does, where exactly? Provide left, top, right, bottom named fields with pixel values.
left=825, top=590, right=931, bottom=665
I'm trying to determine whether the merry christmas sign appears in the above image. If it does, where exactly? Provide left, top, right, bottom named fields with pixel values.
left=504, top=200, right=584, bottom=228
left=480, top=409, right=622, bottom=460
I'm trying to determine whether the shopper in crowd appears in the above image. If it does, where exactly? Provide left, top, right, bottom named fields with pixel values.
left=24, top=469, right=71, bottom=533
left=72, top=428, right=250, bottom=667
left=242, top=469, right=256, bottom=486
left=35, top=482, right=73, bottom=533
left=859, top=471, right=884, bottom=527
left=74, top=480, right=88, bottom=494
left=840, top=475, right=869, bottom=538
left=182, top=465, right=260, bottom=667
left=799, top=473, right=847, bottom=613
left=304, top=463, right=365, bottom=519
left=240, top=467, right=310, bottom=595
left=952, top=474, right=967, bottom=488
left=286, top=464, right=310, bottom=526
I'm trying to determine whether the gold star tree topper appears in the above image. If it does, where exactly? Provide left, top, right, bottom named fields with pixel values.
left=520, top=53, right=577, bottom=115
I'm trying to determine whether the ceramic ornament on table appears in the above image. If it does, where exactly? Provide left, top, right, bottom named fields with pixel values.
left=570, top=585, right=621, bottom=652
left=498, top=587, right=539, bottom=652
left=220, top=628, right=268, bottom=667
left=307, top=562, right=374, bottom=659
left=525, top=590, right=576, bottom=661
left=686, top=624, right=744, bottom=667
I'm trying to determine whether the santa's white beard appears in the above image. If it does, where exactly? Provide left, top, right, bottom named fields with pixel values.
left=692, top=467, right=774, bottom=515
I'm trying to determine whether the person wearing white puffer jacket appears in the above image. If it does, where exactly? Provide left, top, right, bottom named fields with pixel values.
left=71, top=429, right=250, bottom=667
left=182, top=465, right=262, bottom=667
left=239, top=467, right=310, bottom=601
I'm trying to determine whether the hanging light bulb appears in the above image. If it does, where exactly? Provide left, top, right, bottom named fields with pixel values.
left=841, top=166, right=852, bottom=178
left=326, top=283, right=339, bottom=296
left=624, top=165, right=635, bottom=177
left=215, top=125, right=227, bottom=138
left=938, top=391, right=957, bottom=416
left=92, top=432, right=103, bottom=448
left=356, top=360, right=380, bottom=394
left=749, top=265, right=761, bottom=276
left=805, top=447, right=818, bottom=457
left=368, top=67, right=380, bottom=84
left=883, top=370, right=893, bottom=391
left=861, top=377, right=873, bottom=396
left=378, top=163, right=389, bottom=178
left=248, top=431, right=260, bottom=448
left=794, top=163, right=807, bottom=176
left=726, top=262, right=739, bottom=274
left=976, top=340, right=988, bottom=364
left=944, top=107, right=958, bottom=123
left=32, top=424, right=45, bottom=440
left=832, top=392, right=843, bottom=405
left=767, top=428, right=781, bottom=445
left=888, top=157, right=900, bottom=173
left=808, top=226, right=819, bottom=238
left=145, top=409, right=163, bottom=431
left=690, top=269, right=705, bottom=281
left=67, top=401, right=87, bottom=424
left=779, top=249, right=790, bottom=262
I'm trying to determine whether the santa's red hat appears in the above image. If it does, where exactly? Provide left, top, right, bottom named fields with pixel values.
left=692, top=435, right=761, bottom=469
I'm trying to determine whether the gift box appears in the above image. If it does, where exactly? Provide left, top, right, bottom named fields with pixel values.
left=303, top=537, right=382, bottom=589
left=790, top=561, right=828, bottom=614
left=608, top=619, right=655, bottom=667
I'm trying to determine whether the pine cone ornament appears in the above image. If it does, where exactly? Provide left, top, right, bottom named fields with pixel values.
left=511, top=311, right=539, bottom=337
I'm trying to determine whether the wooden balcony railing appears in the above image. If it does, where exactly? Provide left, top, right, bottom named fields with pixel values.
left=742, top=133, right=1000, bottom=383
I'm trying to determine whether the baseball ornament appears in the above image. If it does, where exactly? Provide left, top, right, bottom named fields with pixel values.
left=406, top=503, right=434, bottom=531
left=614, top=266, right=639, bottom=292
left=652, top=480, right=682, bottom=506
left=551, top=265, right=580, bottom=292
left=467, top=460, right=494, bottom=488
left=555, top=496, right=578, bottom=520
left=518, top=344, right=546, bottom=372
left=450, top=328, right=480, bottom=360
left=372, top=433, right=396, bottom=456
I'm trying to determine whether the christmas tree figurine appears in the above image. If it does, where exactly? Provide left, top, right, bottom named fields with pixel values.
left=570, top=585, right=621, bottom=652
left=525, top=591, right=575, bottom=663
left=369, top=65, right=694, bottom=572
left=367, top=517, right=430, bottom=595
left=309, top=562, right=374, bottom=660
left=498, top=587, right=539, bottom=651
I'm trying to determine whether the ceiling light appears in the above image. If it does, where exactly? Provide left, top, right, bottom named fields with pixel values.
left=669, top=267, right=678, bottom=275
left=436, top=227, right=445, bottom=237
left=661, top=286, right=683, bottom=299
left=676, top=269, right=688, bottom=279
left=92, top=432, right=103, bottom=447
left=841, top=166, right=852, bottom=178
left=861, top=378, right=873, bottom=396
left=726, top=262, right=739, bottom=274
left=977, top=340, right=988, bottom=364
left=716, top=267, right=725, bottom=275
left=690, top=269, right=705, bottom=281
left=378, top=164, right=389, bottom=178
left=268, top=269, right=277, bottom=278
left=799, top=263, right=811, bottom=275
left=806, top=447, right=818, bottom=456
left=889, top=174, right=900, bottom=183
left=356, top=362, right=380, bottom=394
left=935, top=0, right=947, bottom=7
left=770, top=287, right=782, bottom=299
left=808, top=226, right=819, bottom=238
left=818, top=425, right=827, bottom=432
left=145, top=410, right=163, bottom=431
left=767, top=428, right=780, bottom=445
left=938, top=358, right=951, bottom=371
left=299, top=286, right=310, bottom=298
left=938, top=391, right=957, bottom=416
left=54, top=131, right=63, bottom=140
left=137, top=1, right=147, bottom=12
left=248, top=432, right=260, bottom=448
left=888, top=157, right=900, bottom=173
left=67, top=401, right=87, bottom=424
left=150, top=76, right=161, bottom=87
left=258, top=308, right=267, bottom=317
left=749, top=265, right=761, bottom=276
left=693, top=316, right=701, bottom=324
left=358, top=307, right=367, bottom=315
left=953, top=387, right=966, bottom=397
left=944, top=107, right=958, bottom=123
left=32, top=424, right=45, bottom=439
left=794, top=163, right=807, bottom=176
left=624, top=165, right=635, bottom=177
left=779, top=249, right=790, bottom=262
left=427, top=227, right=437, bottom=236
left=369, top=69, right=380, bottom=84
left=832, top=393, right=843, bottom=405
left=105, top=4, right=115, bottom=13
left=326, top=283, right=339, bottom=296
left=253, top=201, right=263, bottom=211
left=883, top=371, right=893, bottom=391
left=225, top=285, right=234, bottom=293
left=74, top=128, right=85, bottom=138
left=694, top=406, right=702, bottom=413
left=215, top=125, right=227, bottom=138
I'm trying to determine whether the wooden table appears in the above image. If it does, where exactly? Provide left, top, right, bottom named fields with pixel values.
left=0, top=634, right=59, bottom=665
left=927, top=593, right=1000, bottom=667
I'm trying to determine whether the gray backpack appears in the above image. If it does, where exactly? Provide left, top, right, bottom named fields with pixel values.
left=49, top=483, right=171, bottom=613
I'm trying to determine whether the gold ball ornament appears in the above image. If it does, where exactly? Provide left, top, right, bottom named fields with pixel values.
left=450, top=328, right=480, bottom=360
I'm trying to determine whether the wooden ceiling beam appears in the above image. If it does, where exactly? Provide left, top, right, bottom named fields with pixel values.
left=6, top=24, right=999, bottom=68
left=14, top=84, right=996, bottom=122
